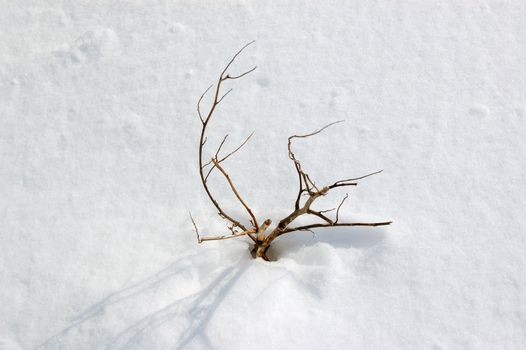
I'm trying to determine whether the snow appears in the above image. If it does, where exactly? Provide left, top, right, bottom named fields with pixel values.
left=1, top=1, right=525, bottom=349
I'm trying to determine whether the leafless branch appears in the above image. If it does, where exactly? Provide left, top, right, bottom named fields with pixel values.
left=197, top=84, right=213, bottom=124
left=288, top=120, right=344, bottom=208
left=329, top=170, right=383, bottom=189
left=289, top=120, right=345, bottom=141
left=335, top=193, right=349, bottom=223
left=190, top=212, right=201, bottom=243
left=220, top=40, right=256, bottom=78
left=215, top=134, right=230, bottom=159
left=217, top=132, right=254, bottom=163
left=190, top=210, right=257, bottom=244
left=199, top=228, right=257, bottom=243
left=307, top=209, right=334, bottom=224
left=196, top=42, right=257, bottom=234
left=217, top=88, right=233, bottom=104
left=281, top=221, right=392, bottom=235
left=204, top=132, right=254, bottom=182
left=211, top=159, right=258, bottom=229
left=223, top=66, right=258, bottom=80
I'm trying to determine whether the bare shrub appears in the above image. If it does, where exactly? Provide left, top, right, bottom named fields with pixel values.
left=191, top=42, right=391, bottom=261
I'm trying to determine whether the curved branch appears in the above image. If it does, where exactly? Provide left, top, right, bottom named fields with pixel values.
left=289, top=120, right=345, bottom=141
left=220, top=40, right=256, bottom=78
left=197, top=84, right=213, bottom=123
left=197, top=42, right=257, bottom=233
left=212, top=159, right=259, bottom=229
left=335, top=193, right=349, bottom=223
left=223, top=66, right=257, bottom=80
left=328, top=170, right=383, bottom=189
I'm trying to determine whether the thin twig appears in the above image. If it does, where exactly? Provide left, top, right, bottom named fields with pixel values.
left=212, top=158, right=259, bottom=229
left=217, top=88, right=233, bottom=104
left=201, top=134, right=232, bottom=173
left=220, top=40, right=256, bottom=78
left=199, top=228, right=257, bottom=242
left=289, top=120, right=345, bottom=141
left=329, top=170, right=383, bottom=189
left=215, top=134, right=230, bottom=159
left=204, top=132, right=254, bottom=182
left=307, top=210, right=334, bottom=224
left=223, top=66, right=257, bottom=80
left=282, top=221, right=392, bottom=235
left=288, top=120, right=345, bottom=207
left=217, top=132, right=254, bottom=163
left=197, top=42, right=257, bottom=233
left=334, top=193, right=349, bottom=223
left=197, top=84, right=213, bottom=123
left=189, top=212, right=201, bottom=243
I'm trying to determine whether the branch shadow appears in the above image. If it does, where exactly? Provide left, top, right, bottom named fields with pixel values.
left=33, top=224, right=387, bottom=349
left=106, top=262, right=248, bottom=350
left=33, top=249, right=249, bottom=350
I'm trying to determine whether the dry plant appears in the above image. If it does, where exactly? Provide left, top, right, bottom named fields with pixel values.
left=190, top=42, right=391, bottom=261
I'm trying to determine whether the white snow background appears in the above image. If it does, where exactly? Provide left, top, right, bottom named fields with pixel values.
left=1, top=1, right=525, bottom=349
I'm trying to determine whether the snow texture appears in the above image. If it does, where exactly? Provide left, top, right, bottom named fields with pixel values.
left=1, top=1, right=525, bottom=349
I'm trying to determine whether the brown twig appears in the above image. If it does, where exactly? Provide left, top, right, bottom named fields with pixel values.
left=211, top=158, right=259, bottom=229
left=199, top=228, right=257, bottom=242
left=281, top=221, right=392, bottom=235
left=204, top=132, right=255, bottom=182
left=197, top=84, right=213, bottom=124
left=328, top=170, right=383, bottom=189
left=197, top=42, right=257, bottom=235
left=190, top=212, right=201, bottom=243
left=335, top=193, right=349, bottom=223
left=307, top=209, right=334, bottom=224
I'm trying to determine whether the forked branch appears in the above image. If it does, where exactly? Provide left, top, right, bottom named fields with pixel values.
left=195, top=41, right=258, bottom=243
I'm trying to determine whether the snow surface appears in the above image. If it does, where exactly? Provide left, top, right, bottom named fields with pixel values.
left=1, top=1, right=525, bottom=349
